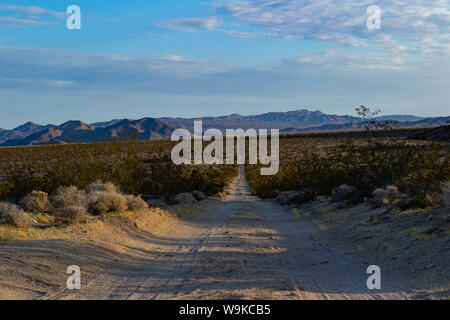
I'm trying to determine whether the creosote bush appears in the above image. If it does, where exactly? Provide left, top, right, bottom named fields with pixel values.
left=20, top=190, right=50, bottom=213
left=50, top=186, right=88, bottom=221
left=411, top=194, right=434, bottom=209
left=246, top=135, right=449, bottom=210
left=125, top=194, right=148, bottom=212
left=331, top=185, right=361, bottom=205
left=88, top=190, right=128, bottom=215
left=86, top=181, right=131, bottom=215
left=0, top=202, right=31, bottom=227
left=371, top=186, right=407, bottom=208
left=439, top=182, right=450, bottom=208
left=59, top=205, right=87, bottom=222
left=0, top=139, right=238, bottom=224
left=247, top=107, right=448, bottom=209
left=0, top=140, right=238, bottom=202
left=86, top=180, right=121, bottom=194
left=51, top=185, right=88, bottom=209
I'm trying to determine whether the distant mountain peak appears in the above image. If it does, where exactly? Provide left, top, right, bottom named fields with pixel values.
left=13, top=121, right=41, bottom=131
left=58, top=120, right=95, bottom=131
left=90, top=119, right=124, bottom=128
left=375, top=115, right=425, bottom=122
left=0, top=121, right=56, bottom=144
left=293, top=109, right=324, bottom=114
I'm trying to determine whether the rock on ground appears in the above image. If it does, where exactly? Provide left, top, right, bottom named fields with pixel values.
left=173, top=192, right=197, bottom=204
left=192, top=191, right=207, bottom=201
left=146, top=197, right=167, bottom=208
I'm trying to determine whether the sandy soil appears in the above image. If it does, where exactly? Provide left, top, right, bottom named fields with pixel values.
left=0, top=167, right=447, bottom=300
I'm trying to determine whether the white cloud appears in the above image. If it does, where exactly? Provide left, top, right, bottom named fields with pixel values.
left=0, top=16, right=59, bottom=26
left=131, top=32, right=170, bottom=38
left=215, top=0, right=450, bottom=52
left=0, top=44, right=448, bottom=119
left=156, top=16, right=222, bottom=32
left=0, top=3, right=65, bottom=27
left=219, top=29, right=270, bottom=38
left=208, top=0, right=450, bottom=82
left=0, top=4, right=65, bottom=18
left=0, top=46, right=228, bottom=92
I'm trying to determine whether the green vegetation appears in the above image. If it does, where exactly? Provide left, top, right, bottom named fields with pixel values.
left=247, top=137, right=448, bottom=207
left=0, top=140, right=238, bottom=202
left=247, top=108, right=449, bottom=209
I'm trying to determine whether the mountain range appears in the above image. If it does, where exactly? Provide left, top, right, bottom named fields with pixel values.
left=280, top=116, right=450, bottom=133
left=0, top=109, right=447, bottom=146
left=1, top=118, right=174, bottom=146
left=0, top=122, right=56, bottom=144
left=159, top=110, right=362, bottom=131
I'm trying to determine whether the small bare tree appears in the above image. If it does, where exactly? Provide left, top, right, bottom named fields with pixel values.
left=356, top=105, right=400, bottom=142
left=356, top=105, right=381, bottom=131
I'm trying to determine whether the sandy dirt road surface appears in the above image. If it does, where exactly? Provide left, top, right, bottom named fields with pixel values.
left=8, top=166, right=416, bottom=300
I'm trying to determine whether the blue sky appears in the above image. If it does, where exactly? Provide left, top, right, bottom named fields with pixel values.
left=0, top=0, right=449, bottom=129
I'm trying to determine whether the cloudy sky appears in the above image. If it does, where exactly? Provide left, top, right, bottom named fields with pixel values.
left=0, top=0, right=449, bottom=129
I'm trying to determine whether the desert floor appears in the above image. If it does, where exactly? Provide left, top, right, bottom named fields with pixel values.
left=0, top=168, right=448, bottom=300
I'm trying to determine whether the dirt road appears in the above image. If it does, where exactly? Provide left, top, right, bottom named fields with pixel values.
left=33, top=167, right=414, bottom=300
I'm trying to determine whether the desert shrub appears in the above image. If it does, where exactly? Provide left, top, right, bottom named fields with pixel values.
left=439, top=182, right=450, bottom=208
left=33, top=213, right=52, bottom=224
left=411, top=194, right=434, bottom=209
left=331, top=185, right=362, bottom=205
left=430, top=181, right=450, bottom=208
left=125, top=194, right=149, bottom=212
left=86, top=181, right=148, bottom=214
left=371, top=186, right=407, bottom=208
left=50, top=186, right=88, bottom=210
left=59, top=205, right=87, bottom=223
left=0, top=140, right=237, bottom=201
left=50, top=186, right=88, bottom=223
left=19, top=190, right=50, bottom=213
left=0, top=202, right=31, bottom=227
left=246, top=133, right=449, bottom=211
left=192, top=191, right=207, bottom=201
left=86, top=180, right=120, bottom=194
left=88, top=190, right=128, bottom=215
left=290, top=189, right=317, bottom=204
left=276, top=189, right=316, bottom=205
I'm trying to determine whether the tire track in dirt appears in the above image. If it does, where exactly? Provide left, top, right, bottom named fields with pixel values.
left=39, top=166, right=413, bottom=300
